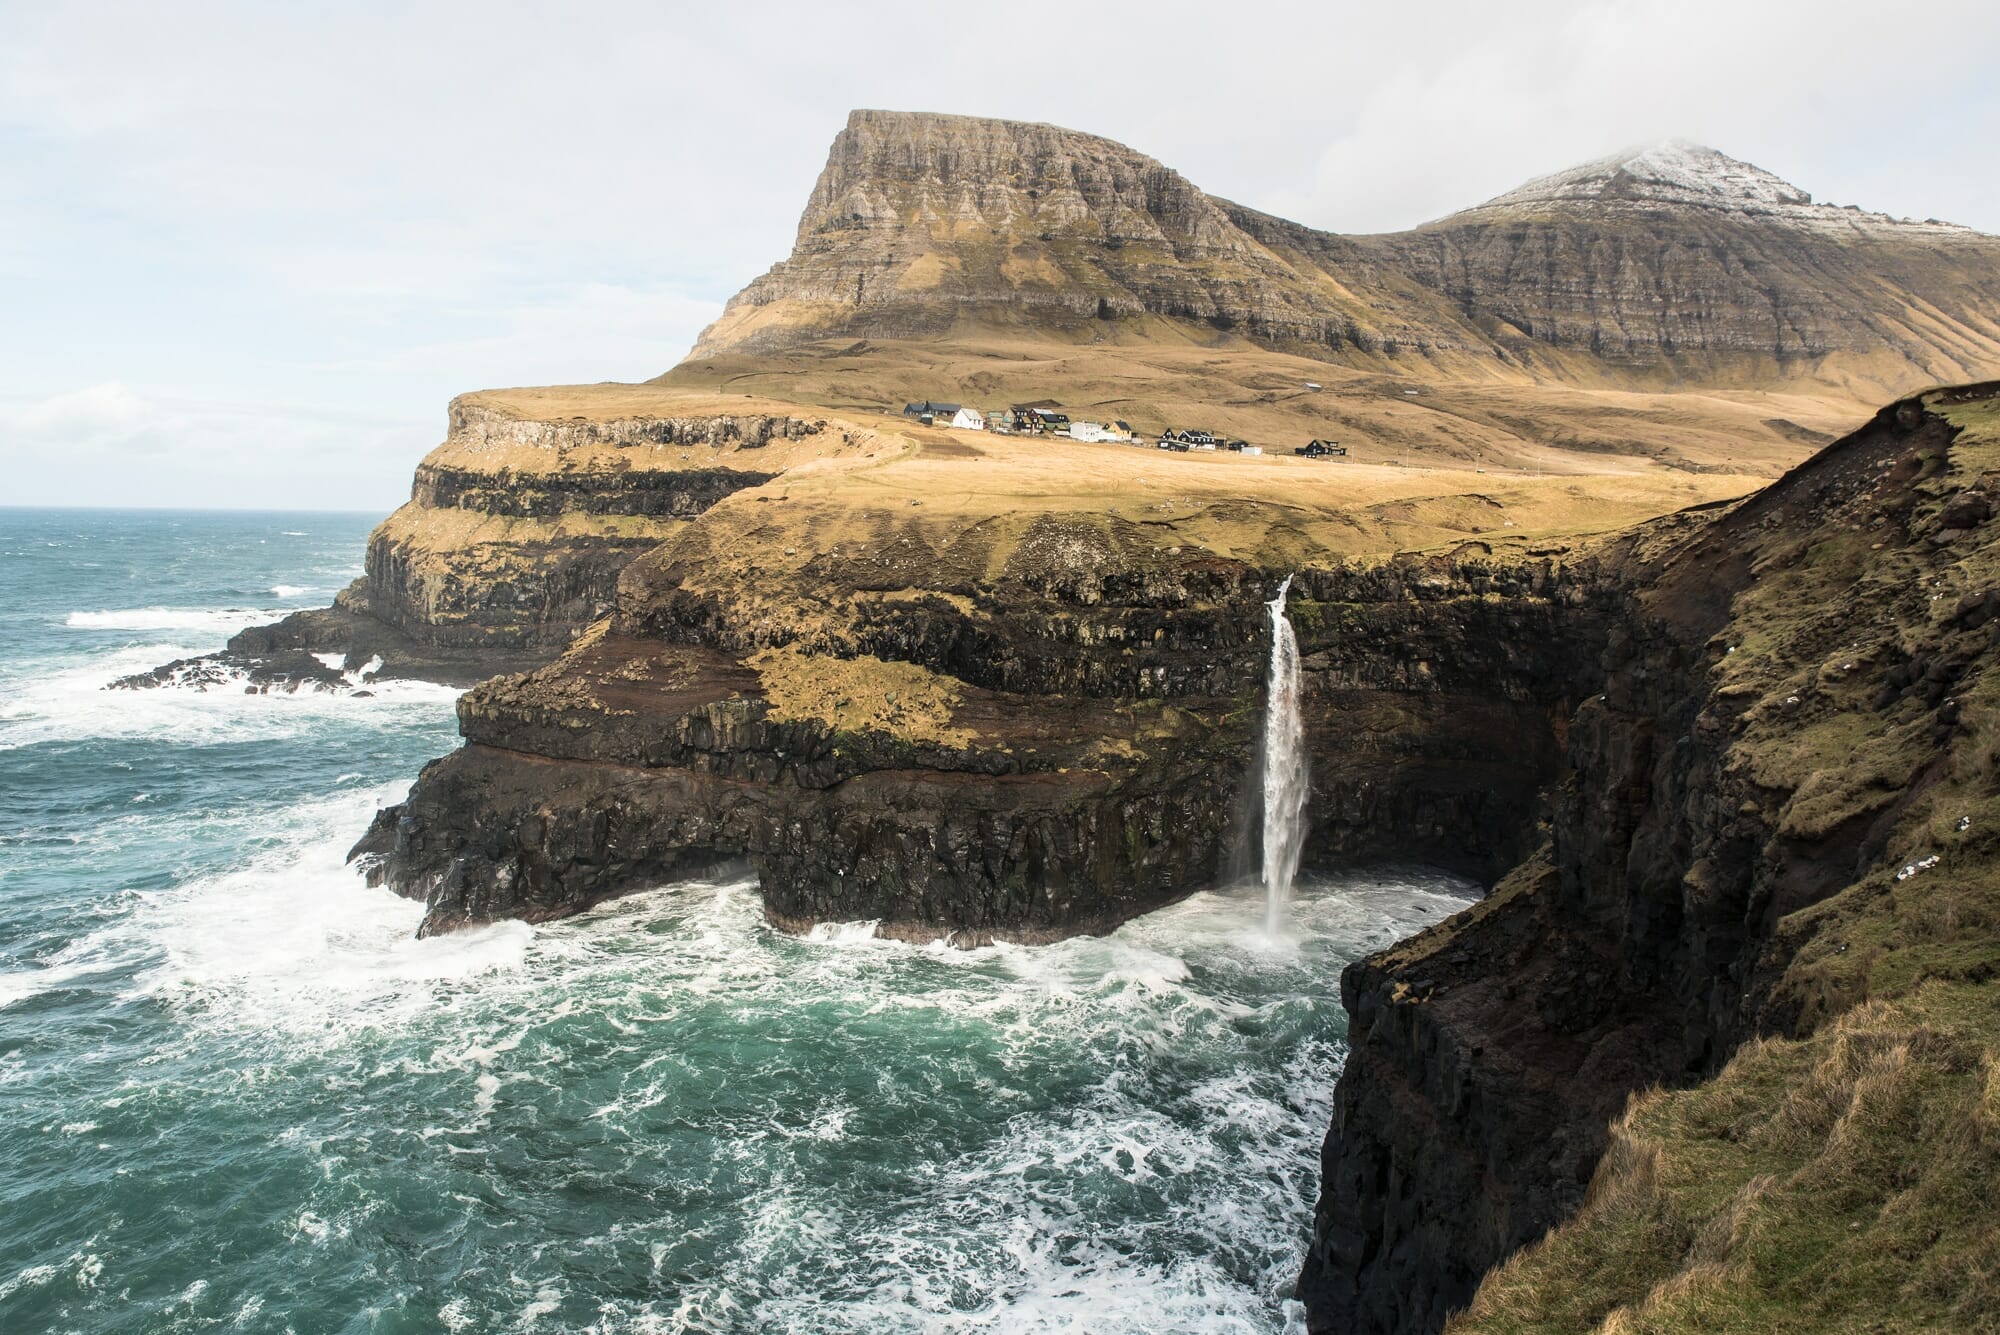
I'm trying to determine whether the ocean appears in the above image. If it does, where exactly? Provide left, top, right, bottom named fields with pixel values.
left=0, top=508, right=1470, bottom=1334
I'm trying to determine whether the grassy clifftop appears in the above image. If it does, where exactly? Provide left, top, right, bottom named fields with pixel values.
left=1448, top=389, right=2000, bottom=1332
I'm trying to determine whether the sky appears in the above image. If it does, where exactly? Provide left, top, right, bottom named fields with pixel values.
left=5, top=0, right=2000, bottom=511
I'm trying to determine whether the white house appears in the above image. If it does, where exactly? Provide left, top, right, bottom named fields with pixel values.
left=1068, top=420, right=1115, bottom=443
left=949, top=407, right=987, bottom=431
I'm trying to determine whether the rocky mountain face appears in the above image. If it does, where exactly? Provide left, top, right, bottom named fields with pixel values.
left=1299, top=383, right=2000, bottom=1331
left=1361, top=141, right=2000, bottom=384
left=691, top=109, right=1434, bottom=360
left=695, top=112, right=2000, bottom=392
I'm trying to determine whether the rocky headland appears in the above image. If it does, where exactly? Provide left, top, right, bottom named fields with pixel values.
left=173, top=110, right=2000, bottom=1331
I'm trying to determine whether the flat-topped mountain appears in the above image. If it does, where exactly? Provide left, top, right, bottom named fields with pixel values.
left=693, top=111, right=2000, bottom=394
left=690, top=109, right=1405, bottom=360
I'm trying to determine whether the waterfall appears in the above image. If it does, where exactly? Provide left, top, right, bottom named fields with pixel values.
left=1261, top=575, right=1309, bottom=934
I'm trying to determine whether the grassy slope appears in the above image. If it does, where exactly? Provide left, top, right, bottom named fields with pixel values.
left=1450, top=394, right=2000, bottom=1333
left=660, top=331, right=1864, bottom=477
left=394, top=373, right=1779, bottom=583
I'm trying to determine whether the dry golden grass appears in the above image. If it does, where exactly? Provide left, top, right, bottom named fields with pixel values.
left=652, top=417, right=1758, bottom=593
left=747, top=644, right=974, bottom=747
left=661, top=330, right=1876, bottom=477
left=1450, top=989, right=2000, bottom=1335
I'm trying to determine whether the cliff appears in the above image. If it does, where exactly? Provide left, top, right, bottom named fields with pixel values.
left=153, top=388, right=844, bottom=686
left=693, top=112, right=2000, bottom=396
left=1300, top=382, right=2000, bottom=1331
left=347, top=423, right=1690, bottom=939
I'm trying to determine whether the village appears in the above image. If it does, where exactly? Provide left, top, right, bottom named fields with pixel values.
left=898, top=399, right=1349, bottom=459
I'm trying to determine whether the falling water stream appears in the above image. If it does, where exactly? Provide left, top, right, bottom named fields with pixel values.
left=1261, top=576, right=1310, bottom=934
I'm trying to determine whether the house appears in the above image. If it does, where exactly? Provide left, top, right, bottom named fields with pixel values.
left=1296, top=439, right=1347, bottom=459
left=1160, top=428, right=1220, bottom=449
left=984, top=410, right=1013, bottom=433
left=1069, top=420, right=1117, bottom=443
left=949, top=407, right=986, bottom=431
left=1108, top=421, right=1135, bottom=441
left=1009, top=405, right=1072, bottom=434
left=902, top=400, right=962, bottom=425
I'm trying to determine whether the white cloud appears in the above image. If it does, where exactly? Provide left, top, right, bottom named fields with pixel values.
left=1, top=385, right=423, bottom=510
left=308, top=283, right=726, bottom=385
left=16, top=383, right=157, bottom=450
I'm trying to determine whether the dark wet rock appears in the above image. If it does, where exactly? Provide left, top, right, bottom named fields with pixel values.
left=110, top=648, right=348, bottom=693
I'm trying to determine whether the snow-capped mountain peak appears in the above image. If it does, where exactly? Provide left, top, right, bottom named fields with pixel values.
left=1459, top=140, right=1970, bottom=234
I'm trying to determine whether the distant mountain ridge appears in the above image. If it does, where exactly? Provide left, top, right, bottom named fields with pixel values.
left=690, top=110, right=2000, bottom=393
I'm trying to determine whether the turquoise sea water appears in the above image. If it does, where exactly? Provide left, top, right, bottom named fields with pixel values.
left=0, top=509, right=1470, bottom=1334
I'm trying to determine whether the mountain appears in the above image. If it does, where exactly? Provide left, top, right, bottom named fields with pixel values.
left=692, top=111, right=2000, bottom=394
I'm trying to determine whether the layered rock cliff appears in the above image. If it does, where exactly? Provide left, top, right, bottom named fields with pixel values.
left=1299, top=382, right=2000, bottom=1331
left=693, top=112, right=2000, bottom=393
left=161, top=389, right=839, bottom=685
left=350, top=486, right=1627, bottom=940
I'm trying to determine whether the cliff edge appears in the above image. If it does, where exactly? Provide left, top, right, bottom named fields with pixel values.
left=1301, top=382, right=2000, bottom=1331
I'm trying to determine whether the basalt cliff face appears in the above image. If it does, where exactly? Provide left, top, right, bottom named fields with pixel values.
left=1301, top=384, right=2000, bottom=1332
left=694, top=112, right=2000, bottom=393
left=352, top=503, right=1623, bottom=941
left=347, top=381, right=2000, bottom=1331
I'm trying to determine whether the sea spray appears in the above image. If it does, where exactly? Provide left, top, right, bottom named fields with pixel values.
left=1261, top=575, right=1310, bottom=933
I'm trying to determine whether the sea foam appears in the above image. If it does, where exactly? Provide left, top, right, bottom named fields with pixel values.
left=64, top=607, right=288, bottom=633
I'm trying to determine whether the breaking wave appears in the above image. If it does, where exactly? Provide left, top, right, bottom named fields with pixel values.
left=0, top=644, right=459, bottom=749
left=63, top=606, right=289, bottom=634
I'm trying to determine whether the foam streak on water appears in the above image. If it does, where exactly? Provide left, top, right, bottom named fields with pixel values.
left=0, top=512, right=1469, bottom=1333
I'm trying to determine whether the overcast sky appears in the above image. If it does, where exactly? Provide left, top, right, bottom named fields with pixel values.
left=5, top=0, right=1999, bottom=510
